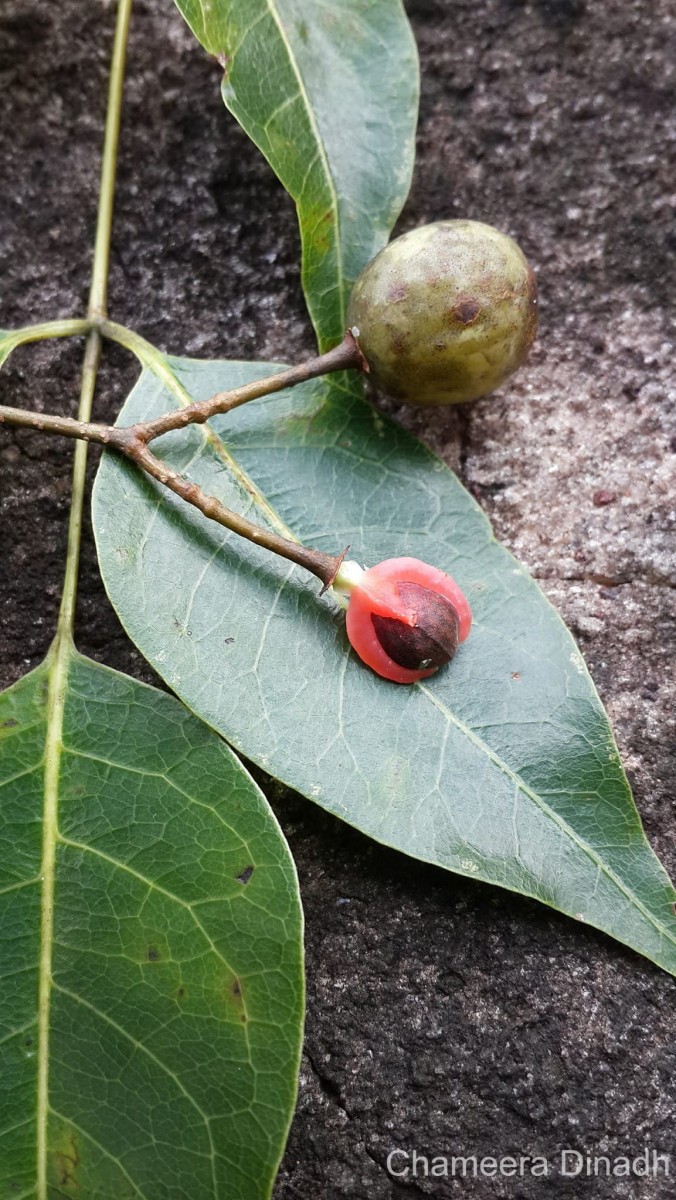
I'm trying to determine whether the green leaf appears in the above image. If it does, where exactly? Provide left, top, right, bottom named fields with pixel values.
left=92, top=358, right=676, bottom=977
left=0, top=332, right=16, bottom=369
left=173, top=0, right=419, bottom=350
left=0, top=646, right=303, bottom=1199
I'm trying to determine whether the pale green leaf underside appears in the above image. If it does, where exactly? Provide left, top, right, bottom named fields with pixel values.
left=173, top=0, right=419, bottom=349
left=93, top=358, right=676, bottom=977
left=0, top=650, right=303, bottom=1199
left=0, top=332, right=17, bottom=369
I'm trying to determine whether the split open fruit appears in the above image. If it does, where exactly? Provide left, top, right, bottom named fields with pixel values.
left=341, top=557, right=472, bottom=684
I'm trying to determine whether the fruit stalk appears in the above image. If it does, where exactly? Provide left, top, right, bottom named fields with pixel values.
left=118, top=433, right=349, bottom=590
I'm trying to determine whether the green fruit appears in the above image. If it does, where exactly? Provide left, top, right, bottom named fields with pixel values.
left=346, top=219, right=538, bottom=406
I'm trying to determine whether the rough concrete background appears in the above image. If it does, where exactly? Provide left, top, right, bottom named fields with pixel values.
left=0, top=0, right=674, bottom=1197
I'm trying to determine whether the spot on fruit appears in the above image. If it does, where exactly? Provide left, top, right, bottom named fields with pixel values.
left=451, top=297, right=481, bottom=325
left=387, top=281, right=409, bottom=303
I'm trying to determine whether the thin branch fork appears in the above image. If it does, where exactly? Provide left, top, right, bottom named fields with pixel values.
left=132, top=328, right=366, bottom=442
left=0, top=331, right=365, bottom=589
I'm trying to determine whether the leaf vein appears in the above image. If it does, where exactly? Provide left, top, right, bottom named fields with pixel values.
left=419, top=683, right=676, bottom=947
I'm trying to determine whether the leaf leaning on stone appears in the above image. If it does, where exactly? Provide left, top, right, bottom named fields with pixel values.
left=0, top=332, right=16, bottom=370
left=93, top=356, right=676, bottom=977
left=172, top=0, right=419, bottom=350
left=0, top=649, right=303, bottom=1200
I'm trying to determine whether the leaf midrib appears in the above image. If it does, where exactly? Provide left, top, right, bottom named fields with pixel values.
left=36, top=637, right=69, bottom=1199
left=262, top=0, right=345, bottom=330
left=147, top=362, right=300, bottom=545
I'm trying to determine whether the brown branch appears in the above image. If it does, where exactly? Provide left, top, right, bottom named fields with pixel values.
left=126, top=436, right=347, bottom=589
left=0, top=404, right=114, bottom=445
left=128, top=329, right=366, bottom=444
left=0, top=332, right=365, bottom=589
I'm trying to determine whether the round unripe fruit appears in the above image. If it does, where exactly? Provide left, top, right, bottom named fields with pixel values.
left=346, top=219, right=537, bottom=406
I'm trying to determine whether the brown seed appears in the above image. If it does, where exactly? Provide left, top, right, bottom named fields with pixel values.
left=371, top=582, right=460, bottom=670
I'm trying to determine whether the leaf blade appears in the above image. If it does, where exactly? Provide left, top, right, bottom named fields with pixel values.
left=92, top=358, right=676, bottom=976
left=173, top=0, right=419, bottom=348
left=0, top=332, right=17, bottom=369
left=0, top=649, right=303, bottom=1199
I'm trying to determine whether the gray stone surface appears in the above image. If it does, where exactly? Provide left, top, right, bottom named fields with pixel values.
left=0, top=0, right=674, bottom=1197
